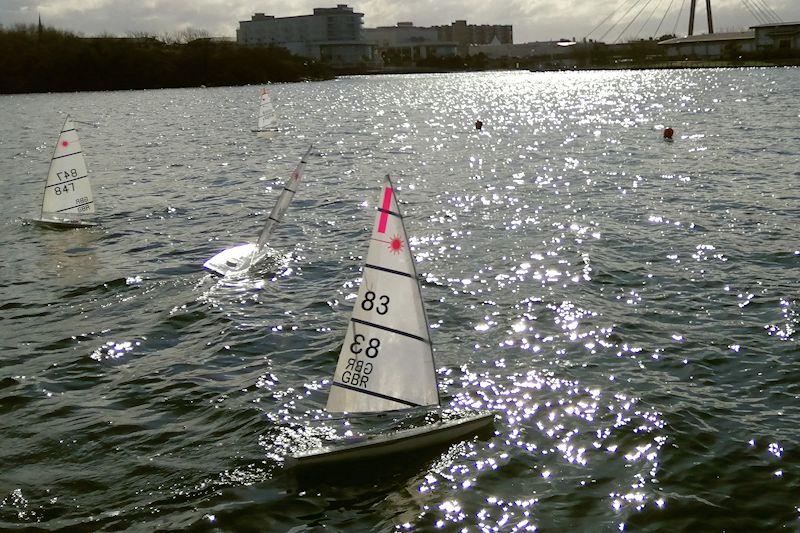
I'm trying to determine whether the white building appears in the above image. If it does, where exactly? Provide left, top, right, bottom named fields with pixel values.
left=364, top=22, right=458, bottom=61
left=658, top=31, right=755, bottom=59
left=237, top=4, right=377, bottom=67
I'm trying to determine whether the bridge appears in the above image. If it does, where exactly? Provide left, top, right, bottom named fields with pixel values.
left=584, top=0, right=784, bottom=43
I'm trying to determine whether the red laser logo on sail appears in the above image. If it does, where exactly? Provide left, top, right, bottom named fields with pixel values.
left=62, top=141, right=69, bottom=147
left=388, top=235, right=403, bottom=254
left=378, top=187, right=393, bottom=234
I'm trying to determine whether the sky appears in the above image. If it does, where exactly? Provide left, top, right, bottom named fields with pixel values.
left=2, top=0, right=799, bottom=43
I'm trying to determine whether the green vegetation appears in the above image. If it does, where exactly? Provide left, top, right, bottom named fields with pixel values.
left=0, top=25, right=332, bottom=94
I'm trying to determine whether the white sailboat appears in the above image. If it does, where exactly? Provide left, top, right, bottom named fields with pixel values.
left=252, top=88, right=277, bottom=135
left=31, top=116, right=97, bottom=228
left=289, top=176, right=494, bottom=468
left=203, top=146, right=312, bottom=276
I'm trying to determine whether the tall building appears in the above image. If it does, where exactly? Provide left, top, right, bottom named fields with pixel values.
left=364, top=19, right=512, bottom=61
left=434, top=20, right=513, bottom=55
left=237, top=4, right=376, bottom=67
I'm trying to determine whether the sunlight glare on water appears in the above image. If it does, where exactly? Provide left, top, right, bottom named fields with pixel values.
left=1, top=68, right=799, bottom=530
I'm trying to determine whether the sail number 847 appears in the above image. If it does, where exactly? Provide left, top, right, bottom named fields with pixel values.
left=57, top=169, right=79, bottom=181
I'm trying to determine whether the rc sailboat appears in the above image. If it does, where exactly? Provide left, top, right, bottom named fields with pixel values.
left=31, top=116, right=97, bottom=228
left=253, top=88, right=277, bottom=136
left=290, top=176, right=494, bottom=468
left=203, top=146, right=312, bottom=276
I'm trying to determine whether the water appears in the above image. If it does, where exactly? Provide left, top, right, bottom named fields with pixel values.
left=1, top=68, right=799, bottom=531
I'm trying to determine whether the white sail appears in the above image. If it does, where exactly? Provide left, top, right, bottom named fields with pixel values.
left=41, top=117, right=94, bottom=221
left=256, top=88, right=277, bottom=132
left=255, top=145, right=312, bottom=250
left=326, top=177, right=440, bottom=413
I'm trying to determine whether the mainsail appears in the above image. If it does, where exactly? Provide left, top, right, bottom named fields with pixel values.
left=41, top=116, right=94, bottom=222
left=255, top=145, right=313, bottom=250
left=326, top=177, right=440, bottom=413
left=256, top=88, right=277, bottom=132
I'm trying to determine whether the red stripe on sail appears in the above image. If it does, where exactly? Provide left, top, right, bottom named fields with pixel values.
left=378, top=187, right=393, bottom=234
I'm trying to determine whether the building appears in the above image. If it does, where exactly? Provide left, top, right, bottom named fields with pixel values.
left=237, top=4, right=377, bottom=67
left=364, top=22, right=458, bottom=62
left=434, top=20, right=513, bottom=55
left=469, top=39, right=574, bottom=60
left=752, top=22, right=800, bottom=52
left=658, top=21, right=800, bottom=59
left=658, top=31, right=755, bottom=59
left=364, top=19, right=512, bottom=61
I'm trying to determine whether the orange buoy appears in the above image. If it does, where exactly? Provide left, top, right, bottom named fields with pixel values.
left=663, top=127, right=674, bottom=140
left=475, top=120, right=483, bottom=130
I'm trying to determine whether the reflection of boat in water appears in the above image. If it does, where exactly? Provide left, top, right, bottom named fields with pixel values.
left=30, top=116, right=98, bottom=229
left=203, top=146, right=312, bottom=276
left=289, top=176, right=494, bottom=469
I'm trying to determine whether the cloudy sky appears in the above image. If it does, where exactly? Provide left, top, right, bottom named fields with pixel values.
left=2, top=0, right=799, bottom=43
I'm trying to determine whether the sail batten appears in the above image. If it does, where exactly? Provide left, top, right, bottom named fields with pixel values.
left=330, top=382, right=423, bottom=408
left=350, top=317, right=430, bottom=343
left=364, top=263, right=414, bottom=279
left=325, top=176, right=440, bottom=414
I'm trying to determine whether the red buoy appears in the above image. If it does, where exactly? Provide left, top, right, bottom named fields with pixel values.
left=663, top=127, right=674, bottom=140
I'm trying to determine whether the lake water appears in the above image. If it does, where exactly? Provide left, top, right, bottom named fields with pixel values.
left=1, top=68, right=799, bottom=531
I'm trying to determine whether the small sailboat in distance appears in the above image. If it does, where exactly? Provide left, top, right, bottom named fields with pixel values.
left=30, top=116, right=97, bottom=229
left=252, top=88, right=277, bottom=136
left=203, top=146, right=312, bottom=276
left=289, top=176, right=494, bottom=469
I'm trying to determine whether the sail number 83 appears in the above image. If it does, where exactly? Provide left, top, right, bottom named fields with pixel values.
left=361, top=291, right=389, bottom=314
left=350, top=334, right=380, bottom=358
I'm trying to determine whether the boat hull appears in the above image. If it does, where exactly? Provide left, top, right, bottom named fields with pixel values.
left=29, top=217, right=98, bottom=229
left=288, top=411, right=494, bottom=469
left=252, top=129, right=277, bottom=140
left=203, top=242, right=268, bottom=276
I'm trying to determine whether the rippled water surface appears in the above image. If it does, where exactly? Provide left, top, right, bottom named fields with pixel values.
left=1, top=68, right=799, bottom=531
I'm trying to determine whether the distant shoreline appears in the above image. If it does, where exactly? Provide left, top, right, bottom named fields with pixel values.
left=334, top=59, right=800, bottom=77
left=4, top=24, right=797, bottom=95
left=0, top=26, right=333, bottom=95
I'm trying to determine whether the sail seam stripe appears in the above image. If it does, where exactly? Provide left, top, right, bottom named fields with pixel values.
left=364, top=263, right=413, bottom=279
left=52, top=151, right=82, bottom=160
left=350, top=317, right=429, bottom=343
left=61, top=129, right=76, bottom=133
left=283, top=187, right=296, bottom=193
left=268, top=216, right=281, bottom=223
left=56, top=201, right=92, bottom=212
left=45, top=175, right=87, bottom=188
left=377, top=207, right=401, bottom=218
left=331, top=382, right=421, bottom=407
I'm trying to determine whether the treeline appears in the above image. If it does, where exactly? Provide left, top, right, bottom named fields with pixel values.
left=0, top=25, right=333, bottom=94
